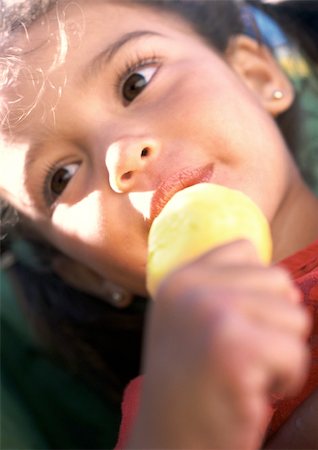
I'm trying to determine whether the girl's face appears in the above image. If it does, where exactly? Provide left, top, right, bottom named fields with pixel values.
left=0, top=1, right=299, bottom=295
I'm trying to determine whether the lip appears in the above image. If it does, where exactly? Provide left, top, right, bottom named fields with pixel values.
left=149, top=163, right=213, bottom=224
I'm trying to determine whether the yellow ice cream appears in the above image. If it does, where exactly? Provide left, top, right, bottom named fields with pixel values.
left=147, top=183, right=272, bottom=296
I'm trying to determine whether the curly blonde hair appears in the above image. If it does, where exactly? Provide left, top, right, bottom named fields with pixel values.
left=1, top=0, right=55, bottom=48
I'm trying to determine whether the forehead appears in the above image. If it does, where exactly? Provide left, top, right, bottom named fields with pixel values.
left=1, top=0, right=195, bottom=135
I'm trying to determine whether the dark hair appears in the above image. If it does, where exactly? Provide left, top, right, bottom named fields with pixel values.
left=249, top=0, right=318, bottom=65
left=246, top=0, right=318, bottom=186
left=1, top=0, right=318, bottom=404
left=10, top=255, right=146, bottom=405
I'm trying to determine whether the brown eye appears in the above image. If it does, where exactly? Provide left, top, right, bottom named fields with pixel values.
left=122, top=66, right=157, bottom=102
left=50, top=163, right=80, bottom=199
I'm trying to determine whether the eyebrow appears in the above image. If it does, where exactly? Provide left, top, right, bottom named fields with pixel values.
left=83, top=30, right=165, bottom=80
left=23, top=140, right=48, bottom=186
left=23, top=124, right=61, bottom=183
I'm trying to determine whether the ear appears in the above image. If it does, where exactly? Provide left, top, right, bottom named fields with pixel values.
left=226, top=35, right=294, bottom=116
left=52, top=255, right=133, bottom=308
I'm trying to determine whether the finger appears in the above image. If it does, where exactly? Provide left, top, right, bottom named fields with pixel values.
left=233, top=291, right=310, bottom=338
left=198, top=264, right=300, bottom=303
left=156, top=258, right=281, bottom=304
left=254, top=331, right=310, bottom=397
left=207, top=313, right=310, bottom=398
left=159, top=271, right=306, bottom=338
left=198, top=239, right=263, bottom=266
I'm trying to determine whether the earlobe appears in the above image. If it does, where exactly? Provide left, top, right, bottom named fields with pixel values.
left=52, top=255, right=133, bottom=308
left=226, top=35, right=294, bottom=116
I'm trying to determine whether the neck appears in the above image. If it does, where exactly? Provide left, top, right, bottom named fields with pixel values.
left=271, top=175, right=318, bottom=263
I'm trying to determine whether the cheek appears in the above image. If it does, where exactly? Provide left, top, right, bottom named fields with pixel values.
left=159, top=66, right=292, bottom=221
left=52, top=191, right=105, bottom=243
left=159, top=69, right=248, bottom=165
left=50, top=191, right=119, bottom=272
left=160, top=63, right=235, bottom=135
left=49, top=192, right=148, bottom=291
left=0, top=141, right=33, bottom=209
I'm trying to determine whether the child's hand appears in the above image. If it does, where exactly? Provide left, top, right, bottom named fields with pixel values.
left=128, top=240, right=311, bottom=450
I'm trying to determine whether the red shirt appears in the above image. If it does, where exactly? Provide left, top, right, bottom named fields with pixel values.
left=267, top=239, right=318, bottom=437
left=115, top=240, right=318, bottom=448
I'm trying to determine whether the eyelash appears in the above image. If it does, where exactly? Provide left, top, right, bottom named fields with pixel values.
left=42, top=159, right=80, bottom=209
left=42, top=161, right=58, bottom=207
left=114, top=50, right=162, bottom=100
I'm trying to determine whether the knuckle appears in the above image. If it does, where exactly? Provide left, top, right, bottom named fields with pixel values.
left=287, top=341, right=311, bottom=392
left=154, top=264, right=192, bottom=299
left=298, top=306, right=313, bottom=336
left=202, top=239, right=260, bottom=265
left=269, top=266, right=292, bottom=285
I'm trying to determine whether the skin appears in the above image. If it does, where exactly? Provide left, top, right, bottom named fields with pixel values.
left=1, top=0, right=317, bottom=297
left=128, top=241, right=310, bottom=449
left=1, top=1, right=317, bottom=448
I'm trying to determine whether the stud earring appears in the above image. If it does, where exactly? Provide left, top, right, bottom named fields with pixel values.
left=110, top=289, right=126, bottom=304
left=272, top=89, right=284, bottom=100
left=101, top=280, right=132, bottom=307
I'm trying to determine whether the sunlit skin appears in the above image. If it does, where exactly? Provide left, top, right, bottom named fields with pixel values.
left=1, top=0, right=318, bottom=298
left=1, top=2, right=318, bottom=448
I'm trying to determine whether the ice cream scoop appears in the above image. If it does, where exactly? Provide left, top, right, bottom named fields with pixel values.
left=147, top=183, right=272, bottom=296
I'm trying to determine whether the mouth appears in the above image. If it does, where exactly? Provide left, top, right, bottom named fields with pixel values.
left=149, top=163, right=213, bottom=224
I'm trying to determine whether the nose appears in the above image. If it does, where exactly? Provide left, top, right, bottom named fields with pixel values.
left=105, top=137, right=160, bottom=193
